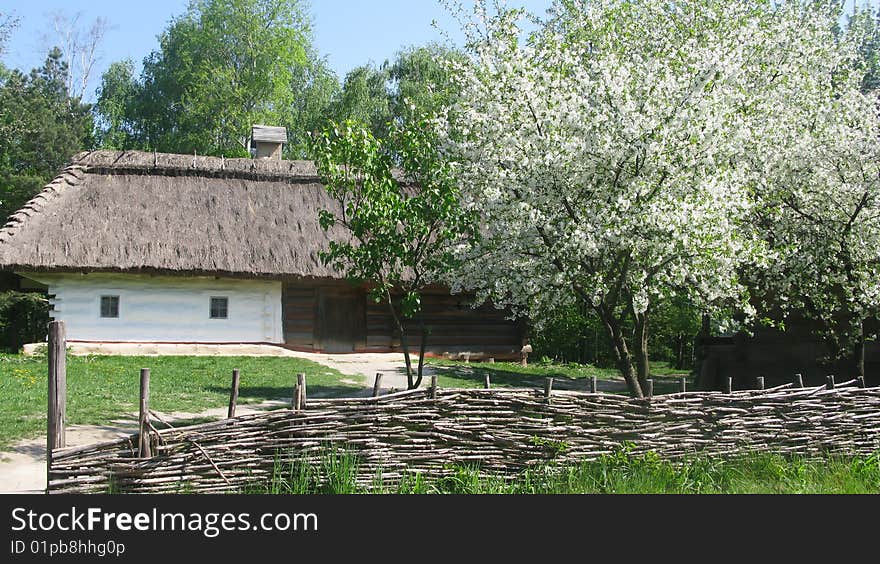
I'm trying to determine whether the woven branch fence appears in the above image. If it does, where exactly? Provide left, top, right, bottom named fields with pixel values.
left=48, top=381, right=880, bottom=494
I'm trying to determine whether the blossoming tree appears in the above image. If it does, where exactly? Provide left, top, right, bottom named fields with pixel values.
left=439, top=0, right=853, bottom=396
left=743, top=7, right=880, bottom=380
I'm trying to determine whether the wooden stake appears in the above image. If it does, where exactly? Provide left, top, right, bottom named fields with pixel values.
left=484, top=374, right=491, bottom=389
left=293, top=373, right=306, bottom=410
left=138, top=368, right=152, bottom=458
left=47, top=321, right=66, bottom=454
left=826, top=375, right=835, bottom=390
left=857, top=376, right=866, bottom=388
left=430, top=374, right=438, bottom=399
left=679, top=377, right=687, bottom=393
left=372, top=373, right=383, bottom=397
left=544, top=378, right=553, bottom=398
left=589, top=376, right=597, bottom=393
left=794, top=373, right=803, bottom=388
left=227, top=369, right=240, bottom=419
left=725, top=377, right=732, bottom=394
left=756, top=376, right=765, bottom=391
left=646, top=379, right=654, bottom=398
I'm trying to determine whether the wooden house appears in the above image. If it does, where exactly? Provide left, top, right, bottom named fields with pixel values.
left=0, top=143, right=524, bottom=358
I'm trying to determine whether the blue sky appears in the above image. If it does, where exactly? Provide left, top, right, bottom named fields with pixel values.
left=0, top=0, right=553, bottom=101
left=1, top=0, right=876, bottom=102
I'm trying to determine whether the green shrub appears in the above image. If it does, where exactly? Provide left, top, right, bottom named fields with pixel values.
left=0, top=291, right=49, bottom=352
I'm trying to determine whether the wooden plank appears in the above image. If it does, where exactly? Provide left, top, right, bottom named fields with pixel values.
left=252, top=125, right=288, bottom=143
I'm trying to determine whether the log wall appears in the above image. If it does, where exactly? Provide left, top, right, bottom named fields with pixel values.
left=283, top=281, right=523, bottom=358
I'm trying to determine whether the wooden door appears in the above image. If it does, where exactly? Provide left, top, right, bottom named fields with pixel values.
left=317, top=287, right=365, bottom=352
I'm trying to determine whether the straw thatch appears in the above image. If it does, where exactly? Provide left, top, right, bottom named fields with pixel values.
left=0, top=150, right=357, bottom=278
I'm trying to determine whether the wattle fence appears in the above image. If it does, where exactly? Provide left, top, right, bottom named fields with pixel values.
left=49, top=382, right=880, bottom=494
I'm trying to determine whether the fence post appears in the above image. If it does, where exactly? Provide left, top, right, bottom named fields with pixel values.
left=227, top=369, right=240, bottom=418
left=756, top=376, right=765, bottom=391
left=138, top=368, right=152, bottom=458
left=857, top=376, right=866, bottom=388
left=725, top=377, right=732, bottom=394
left=47, top=320, right=66, bottom=492
left=430, top=374, right=438, bottom=399
left=793, top=373, right=803, bottom=388
left=826, top=375, right=835, bottom=390
left=679, top=377, right=687, bottom=393
left=589, top=376, right=597, bottom=393
left=484, top=374, right=491, bottom=389
left=372, top=373, right=383, bottom=397
left=645, top=379, right=653, bottom=399
left=293, top=373, right=306, bottom=410
left=543, top=378, right=553, bottom=399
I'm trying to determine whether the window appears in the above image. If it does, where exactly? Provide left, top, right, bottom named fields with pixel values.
left=100, top=295, right=119, bottom=318
left=210, top=297, right=228, bottom=319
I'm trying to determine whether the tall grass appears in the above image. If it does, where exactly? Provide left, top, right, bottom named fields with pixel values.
left=254, top=447, right=880, bottom=494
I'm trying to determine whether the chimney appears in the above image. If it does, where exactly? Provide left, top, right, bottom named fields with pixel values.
left=251, top=125, right=287, bottom=160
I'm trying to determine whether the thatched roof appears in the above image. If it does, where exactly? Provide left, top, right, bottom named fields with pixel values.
left=0, top=150, right=356, bottom=279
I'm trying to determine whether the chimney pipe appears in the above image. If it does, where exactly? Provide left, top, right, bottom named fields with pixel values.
left=251, top=125, right=287, bottom=160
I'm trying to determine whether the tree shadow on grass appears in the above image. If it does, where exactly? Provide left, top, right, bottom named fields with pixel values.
left=430, top=364, right=693, bottom=396
left=204, top=385, right=365, bottom=401
left=429, top=364, right=616, bottom=391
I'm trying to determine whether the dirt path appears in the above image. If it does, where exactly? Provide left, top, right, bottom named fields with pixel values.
left=0, top=400, right=289, bottom=494
left=0, top=352, right=427, bottom=494
left=283, top=351, right=434, bottom=392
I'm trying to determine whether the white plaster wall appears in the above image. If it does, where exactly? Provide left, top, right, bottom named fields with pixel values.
left=21, top=272, right=283, bottom=343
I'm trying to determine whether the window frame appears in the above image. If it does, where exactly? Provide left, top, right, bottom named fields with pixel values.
left=100, top=295, right=120, bottom=319
left=209, top=296, right=229, bottom=320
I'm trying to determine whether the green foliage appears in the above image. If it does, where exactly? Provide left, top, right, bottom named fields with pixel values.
left=385, top=43, right=463, bottom=124
left=95, top=0, right=315, bottom=156
left=331, top=65, right=392, bottom=140
left=0, top=48, right=95, bottom=220
left=311, top=118, right=472, bottom=388
left=311, top=119, right=472, bottom=295
left=285, top=53, right=341, bottom=158
left=330, top=43, right=463, bottom=139
left=94, top=59, right=138, bottom=149
left=0, top=292, right=49, bottom=352
left=848, top=5, right=880, bottom=94
left=530, top=297, right=701, bottom=369
left=529, top=436, right=570, bottom=457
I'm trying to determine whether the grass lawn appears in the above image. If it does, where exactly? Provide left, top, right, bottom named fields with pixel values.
left=259, top=449, right=880, bottom=494
left=427, top=358, right=691, bottom=395
left=0, top=354, right=361, bottom=451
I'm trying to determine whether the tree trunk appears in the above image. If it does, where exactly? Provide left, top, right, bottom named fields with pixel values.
left=675, top=334, right=686, bottom=370
left=414, top=313, right=428, bottom=389
left=386, top=296, right=414, bottom=389
left=633, top=310, right=650, bottom=393
left=597, top=305, right=643, bottom=398
left=700, top=314, right=711, bottom=337
left=853, top=319, right=865, bottom=380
